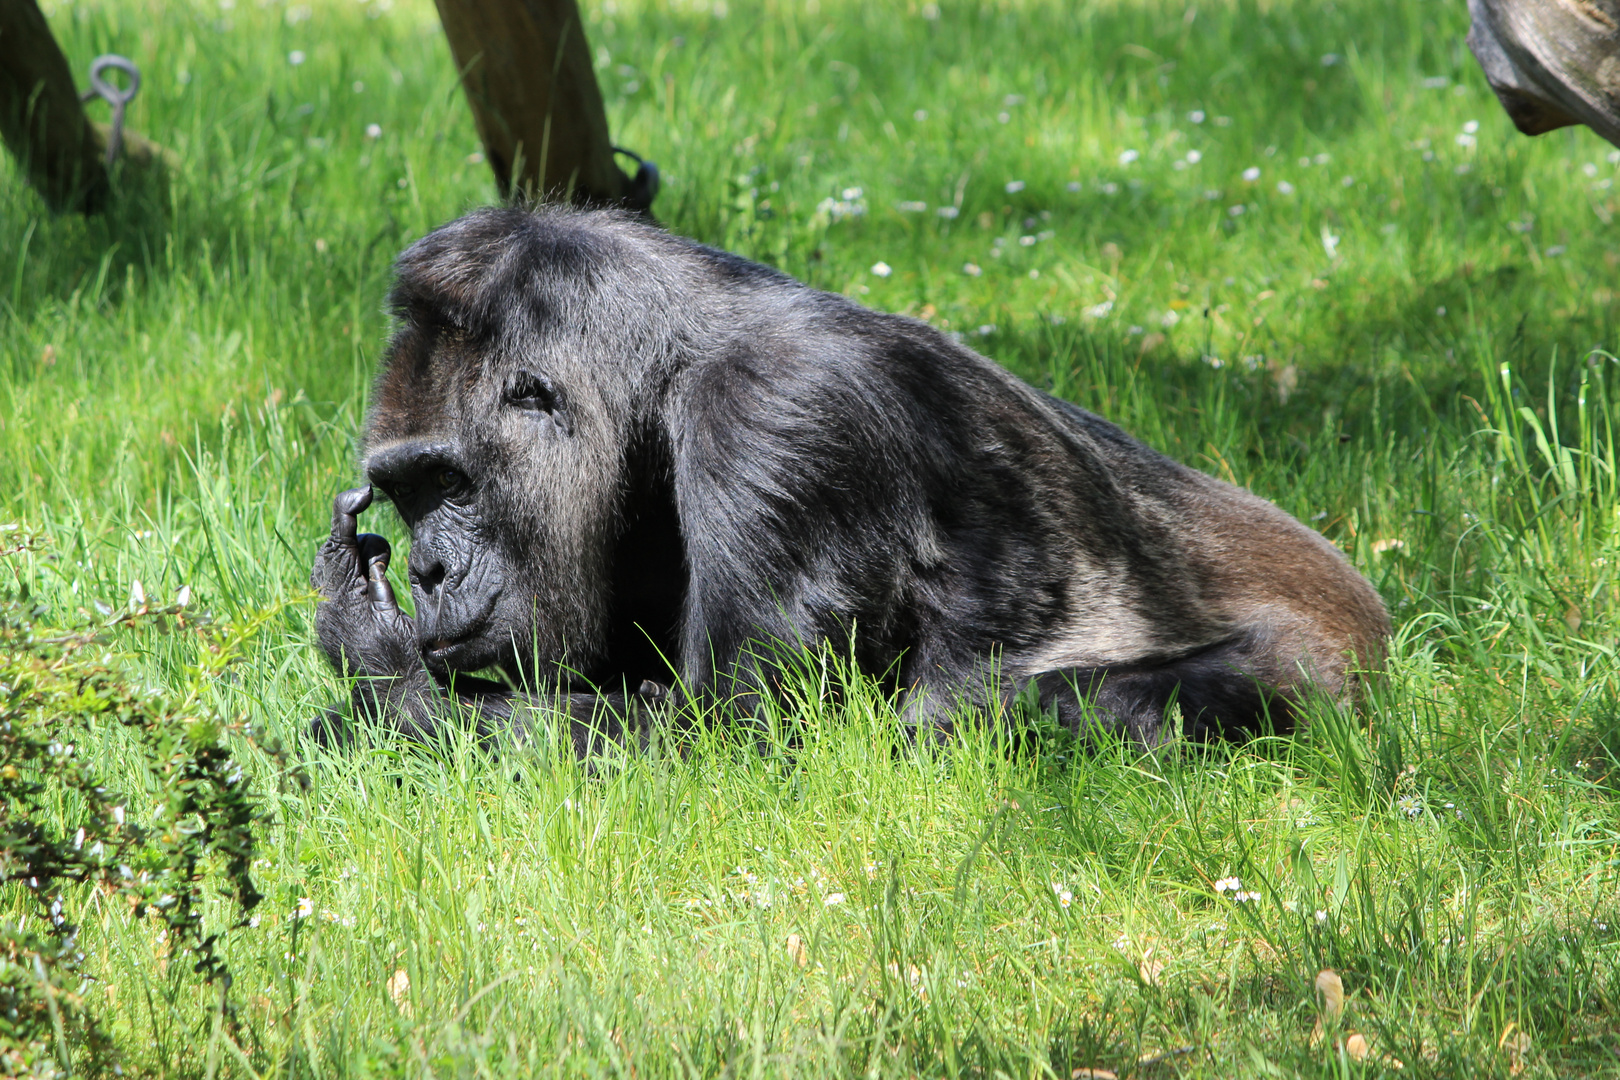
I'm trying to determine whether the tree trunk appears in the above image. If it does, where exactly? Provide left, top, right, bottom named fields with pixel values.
left=434, top=0, right=646, bottom=208
left=1468, top=0, right=1620, bottom=147
left=0, top=0, right=109, bottom=213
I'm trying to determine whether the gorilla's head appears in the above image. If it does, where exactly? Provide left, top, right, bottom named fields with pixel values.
left=358, top=207, right=708, bottom=681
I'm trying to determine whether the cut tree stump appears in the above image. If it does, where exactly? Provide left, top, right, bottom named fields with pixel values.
left=434, top=0, right=651, bottom=208
left=1468, top=0, right=1620, bottom=147
left=0, top=0, right=109, bottom=213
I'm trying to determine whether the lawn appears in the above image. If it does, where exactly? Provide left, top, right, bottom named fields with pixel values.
left=4, top=0, right=1620, bottom=1074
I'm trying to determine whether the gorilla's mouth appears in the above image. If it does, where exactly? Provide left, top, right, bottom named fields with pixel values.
left=419, top=594, right=500, bottom=670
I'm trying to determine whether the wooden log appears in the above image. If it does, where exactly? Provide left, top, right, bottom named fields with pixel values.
left=1467, top=0, right=1620, bottom=147
left=434, top=0, right=644, bottom=207
left=0, top=0, right=110, bottom=213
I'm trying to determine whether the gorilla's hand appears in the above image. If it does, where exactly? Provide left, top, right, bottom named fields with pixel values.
left=312, top=486, right=421, bottom=679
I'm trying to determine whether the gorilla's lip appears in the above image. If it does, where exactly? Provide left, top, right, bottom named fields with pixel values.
left=420, top=596, right=499, bottom=665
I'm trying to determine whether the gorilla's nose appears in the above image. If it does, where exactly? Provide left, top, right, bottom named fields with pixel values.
left=410, top=552, right=447, bottom=596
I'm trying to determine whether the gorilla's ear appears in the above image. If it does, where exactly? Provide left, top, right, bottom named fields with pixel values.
left=503, top=369, right=573, bottom=435
left=504, top=369, right=563, bottom=415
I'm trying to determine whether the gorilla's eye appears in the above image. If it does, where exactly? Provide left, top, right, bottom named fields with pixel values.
left=437, top=468, right=464, bottom=491
left=506, top=369, right=562, bottom=414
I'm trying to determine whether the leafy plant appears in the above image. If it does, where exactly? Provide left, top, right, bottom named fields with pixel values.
left=0, top=532, right=292, bottom=1075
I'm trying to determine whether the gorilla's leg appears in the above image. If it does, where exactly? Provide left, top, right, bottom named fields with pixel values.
left=1032, top=637, right=1293, bottom=745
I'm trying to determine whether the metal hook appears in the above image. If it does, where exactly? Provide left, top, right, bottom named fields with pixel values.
left=84, top=55, right=141, bottom=168
left=612, top=146, right=660, bottom=212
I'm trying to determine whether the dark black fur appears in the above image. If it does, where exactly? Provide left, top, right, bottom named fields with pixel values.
left=311, top=206, right=1389, bottom=748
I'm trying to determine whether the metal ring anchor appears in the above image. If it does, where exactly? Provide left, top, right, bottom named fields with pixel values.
left=612, top=146, right=659, bottom=211
left=82, top=55, right=142, bottom=167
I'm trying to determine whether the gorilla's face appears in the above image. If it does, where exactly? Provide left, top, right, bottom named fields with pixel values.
left=362, top=331, right=626, bottom=684
left=363, top=437, right=517, bottom=675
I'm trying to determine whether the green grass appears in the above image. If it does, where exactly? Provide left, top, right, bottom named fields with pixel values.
left=5, top=0, right=1620, bottom=1073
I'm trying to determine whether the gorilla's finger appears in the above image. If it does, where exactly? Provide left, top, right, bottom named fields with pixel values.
left=357, top=533, right=391, bottom=574
left=330, top=486, right=374, bottom=542
left=357, top=534, right=396, bottom=605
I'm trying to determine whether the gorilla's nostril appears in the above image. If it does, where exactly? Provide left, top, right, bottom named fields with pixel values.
left=415, top=559, right=447, bottom=594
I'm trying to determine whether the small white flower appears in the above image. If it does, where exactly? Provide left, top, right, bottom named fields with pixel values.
left=1321, top=227, right=1340, bottom=257
left=1320, top=53, right=1341, bottom=66
left=294, top=897, right=315, bottom=918
left=365, top=123, right=382, bottom=139
left=1228, top=204, right=1246, bottom=216
left=1118, top=149, right=1139, bottom=165
left=1019, top=234, right=1036, bottom=246
left=1463, top=119, right=1480, bottom=134
left=975, top=324, right=996, bottom=336
left=997, top=111, right=1011, bottom=123
left=1315, top=909, right=1329, bottom=923
left=1276, top=180, right=1294, bottom=195
left=176, top=584, right=192, bottom=607
left=962, top=262, right=982, bottom=276
left=897, top=200, right=927, bottom=212
left=1456, top=133, right=1476, bottom=148
left=871, top=261, right=892, bottom=277
left=288, top=50, right=306, bottom=65
left=841, top=186, right=863, bottom=200
left=1188, top=110, right=1206, bottom=123
left=1100, top=181, right=1120, bottom=195
left=1185, top=149, right=1201, bottom=164
left=111, top=806, right=125, bottom=826
left=1545, top=244, right=1567, bottom=257
left=1005, top=179, right=1026, bottom=193
left=1241, top=166, right=1260, bottom=182
left=1083, top=300, right=1113, bottom=318
left=823, top=892, right=846, bottom=906
left=1214, top=876, right=1242, bottom=893
left=937, top=205, right=959, bottom=219
left=1161, top=310, right=1180, bottom=327
left=913, top=109, right=928, bottom=121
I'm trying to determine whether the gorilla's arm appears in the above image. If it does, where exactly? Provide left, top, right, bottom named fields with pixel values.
left=310, top=487, right=663, bottom=750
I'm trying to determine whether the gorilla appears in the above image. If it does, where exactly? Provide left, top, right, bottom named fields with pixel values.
left=311, top=206, right=1388, bottom=750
